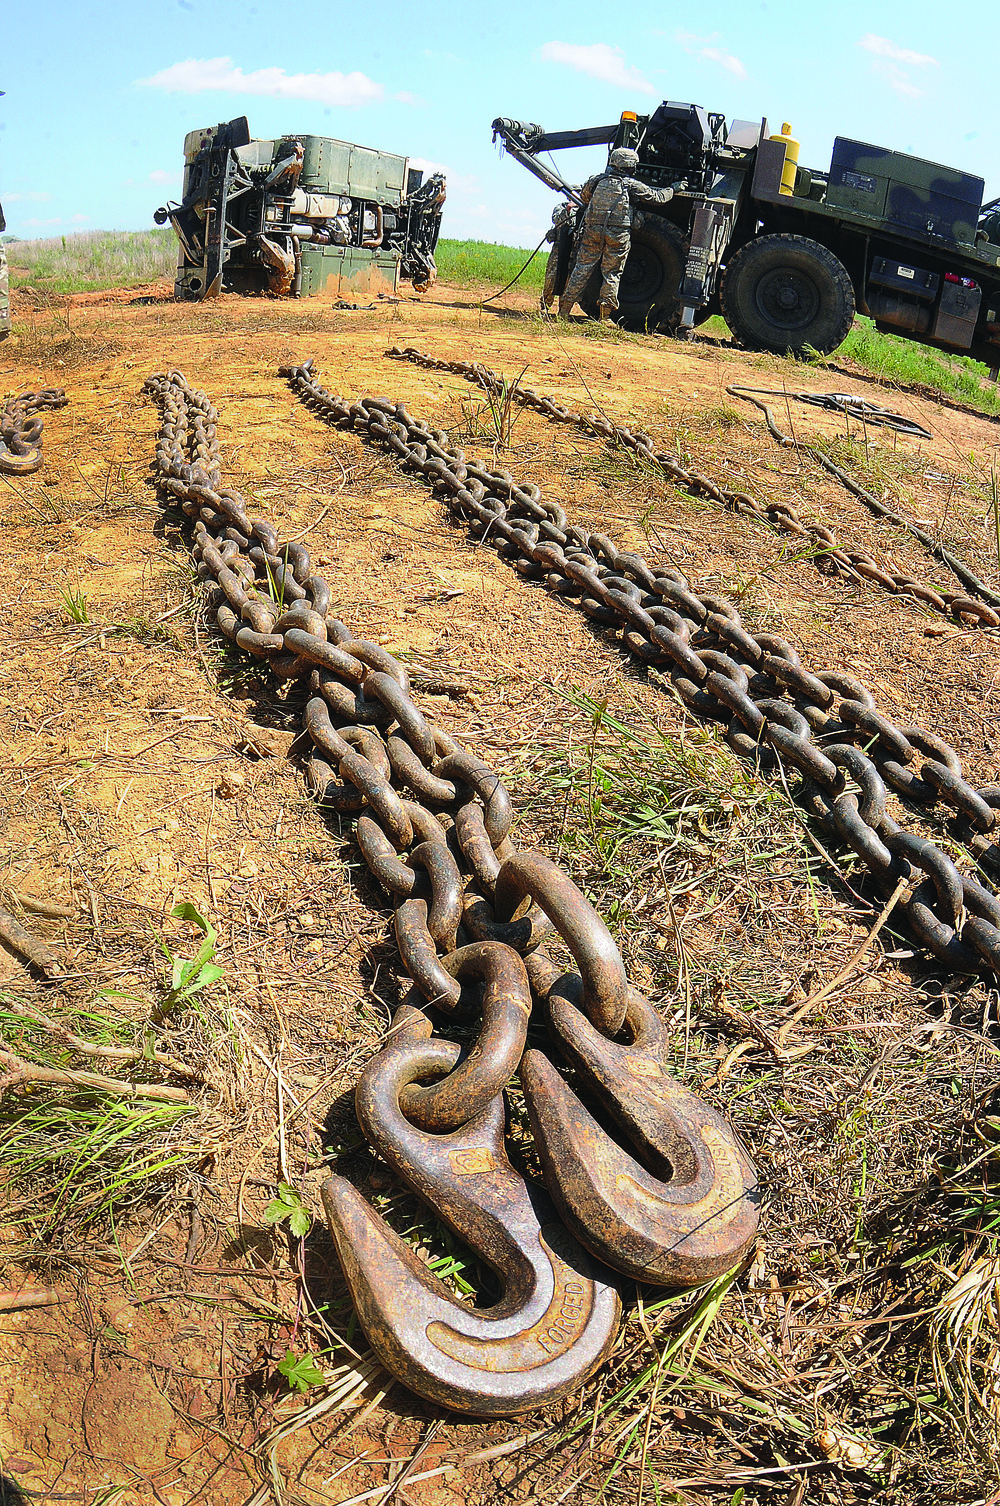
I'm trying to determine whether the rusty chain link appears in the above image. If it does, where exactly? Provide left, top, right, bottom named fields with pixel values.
left=144, top=368, right=759, bottom=1414
left=0, top=388, right=67, bottom=475
left=280, top=356, right=1000, bottom=985
left=386, top=344, right=1000, bottom=628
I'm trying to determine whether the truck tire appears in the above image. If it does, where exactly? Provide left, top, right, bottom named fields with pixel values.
left=721, top=234, right=855, bottom=355
left=580, top=214, right=688, bottom=332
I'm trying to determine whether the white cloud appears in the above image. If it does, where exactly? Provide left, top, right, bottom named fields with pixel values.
left=858, top=34, right=938, bottom=67
left=149, top=168, right=180, bottom=186
left=4, top=191, right=52, bottom=203
left=138, top=57, right=384, bottom=108
left=676, top=32, right=747, bottom=79
left=871, top=62, right=923, bottom=98
left=407, top=156, right=478, bottom=194
left=24, top=217, right=62, bottom=228
left=858, top=35, right=938, bottom=98
left=393, top=90, right=424, bottom=106
left=71, top=214, right=89, bottom=223
left=539, top=42, right=655, bottom=97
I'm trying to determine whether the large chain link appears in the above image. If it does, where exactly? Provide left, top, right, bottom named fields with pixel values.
left=0, top=388, right=67, bottom=475
left=280, top=357, right=1000, bottom=982
left=143, top=370, right=561, bottom=1093
left=386, top=344, right=1000, bottom=628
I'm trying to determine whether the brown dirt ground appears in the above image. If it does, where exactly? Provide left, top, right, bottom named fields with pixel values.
left=1, top=281, right=999, bottom=1505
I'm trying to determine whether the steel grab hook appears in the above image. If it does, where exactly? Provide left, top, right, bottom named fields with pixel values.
left=521, top=989, right=760, bottom=1286
left=322, top=1036, right=621, bottom=1415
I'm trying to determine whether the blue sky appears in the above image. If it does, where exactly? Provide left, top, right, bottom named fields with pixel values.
left=4, top=0, right=998, bottom=247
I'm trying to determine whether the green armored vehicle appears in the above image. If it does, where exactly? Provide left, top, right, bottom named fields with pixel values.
left=155, top=116, right=445, bottom=301
left=494, top=105, right=1000, bottom=362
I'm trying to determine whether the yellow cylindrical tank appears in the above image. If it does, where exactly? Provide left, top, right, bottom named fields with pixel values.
left=769, top=122, right=800, bottom=196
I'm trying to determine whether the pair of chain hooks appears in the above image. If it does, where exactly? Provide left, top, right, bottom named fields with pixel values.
left=387, top=344, right=1000, bottom=627
left=145, top=369, right=759, bottom=1416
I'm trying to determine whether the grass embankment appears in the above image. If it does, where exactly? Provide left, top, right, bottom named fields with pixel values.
left=3, top=229, right=547, bottom=298
left=434, top=237, right=546, bottom=292
left=5, top=228, right=177, bottom=294
left=837, top=316, right=1000, bottom=413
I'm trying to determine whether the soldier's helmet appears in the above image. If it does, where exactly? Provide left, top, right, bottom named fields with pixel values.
left=609, top=147, right=639, bottom=172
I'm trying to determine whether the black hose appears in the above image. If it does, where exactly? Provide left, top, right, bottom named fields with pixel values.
left=481, top=233, right=551, bottom=303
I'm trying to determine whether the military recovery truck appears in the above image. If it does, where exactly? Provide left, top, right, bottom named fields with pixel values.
left=155, top=116, right=445, bottom=302
left=493, top=105, right=1000, bottom=363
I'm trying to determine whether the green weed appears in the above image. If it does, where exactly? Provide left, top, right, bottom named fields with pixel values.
left=264, top=1182, right=312, bottom=1239
left=59, top=584, right=90, bottom=623
left=521, top=690, right=807, bottom=904
left=276, top=1349, right=327, bottom=1394
left=0, top=995, right=203, bottom=1240
left=155, top=901, right=223, bottom=1021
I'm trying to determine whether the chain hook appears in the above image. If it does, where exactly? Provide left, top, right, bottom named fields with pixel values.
left=323, top=1033, right=620, bottom=1415
left=522, top=986, right=760, bottom=1285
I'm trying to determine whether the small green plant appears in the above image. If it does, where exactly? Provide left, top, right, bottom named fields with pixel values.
left=59, top=584, right=90, bottom=623
left=276, top=1348, right=327, bottom=1394
left=261, top=548, right=289, bottom=612
left=264, top=1182, right=312, bottom=1239
left=156, top=901, right=223, bottom=1020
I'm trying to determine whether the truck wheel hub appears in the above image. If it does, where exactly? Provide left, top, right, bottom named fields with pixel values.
left=621, top=248, right=663, bottom=303
left=756, top=270, right=819, bottom=330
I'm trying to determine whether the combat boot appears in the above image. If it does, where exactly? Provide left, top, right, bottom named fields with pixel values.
left=558, top=297, right=574, bottom=320
left=598, top=302, right=612, bottom=322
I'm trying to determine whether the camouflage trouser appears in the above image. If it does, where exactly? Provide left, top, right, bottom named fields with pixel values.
left=542, top=245, right=560, bottom=309
left=559, top=224, right=630, bottom=314
left=0, top=244, right=9, bottom=340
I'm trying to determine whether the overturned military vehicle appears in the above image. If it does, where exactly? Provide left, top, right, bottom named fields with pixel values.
left=155, top=116, right=445, bottom=302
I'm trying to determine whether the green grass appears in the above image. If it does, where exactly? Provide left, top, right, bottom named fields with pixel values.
left=836, top=315, right=1000, bottom=414
left=434, top=237, right=546, bottom=292
left=6, top=228, right=176, bottom=294
left=0, top=997, right=203, bottom=1242
left=704, top=308, right=1000, bottom=416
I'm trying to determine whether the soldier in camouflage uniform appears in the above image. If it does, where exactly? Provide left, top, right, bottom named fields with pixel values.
left=0, top=200, right=9, bottom=342
left=559, top=147, right=673, bottom=321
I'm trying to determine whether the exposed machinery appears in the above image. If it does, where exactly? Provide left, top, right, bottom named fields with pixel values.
left=493, top=105, right=1000, bottom=361
left=155, top=116, right=445, bottom=302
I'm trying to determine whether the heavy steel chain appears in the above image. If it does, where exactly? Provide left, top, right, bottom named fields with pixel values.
left=386, top=344, right=1000, bottom=628
left=281, top=357, right=1000, bottom=984
left=144, top=369, right=759, bottom=1415
left=0, top=387, right=67, bottom=475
